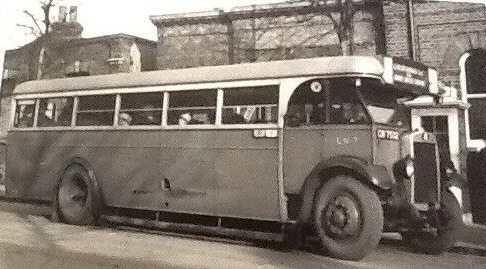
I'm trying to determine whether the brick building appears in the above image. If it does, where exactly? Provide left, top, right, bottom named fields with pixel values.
left=150, top=0, right=485, bottom=88
left=150, top=1, right=386, bottom=69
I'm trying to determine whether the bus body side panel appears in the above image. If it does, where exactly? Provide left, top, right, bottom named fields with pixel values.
left=159, top=129, right=280, bottom=221
left=6, top=129, right=282, bottom=221
left=6, top=131, right=70, bottom=201
left=5, top=130, right=166, bottom=207
left=283, top=126, right=373, bottom=195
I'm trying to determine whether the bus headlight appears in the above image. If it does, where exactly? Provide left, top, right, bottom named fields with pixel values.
left=405, top=158, right=414, bottom=177
left=393, top=156, right=414, bottom=180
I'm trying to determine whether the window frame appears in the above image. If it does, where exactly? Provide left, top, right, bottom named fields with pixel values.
left=75, top=94, right=117, bottom=127
left=221, top=85, right=280, bottom=126
left=117, top=92, right=165, bottom=127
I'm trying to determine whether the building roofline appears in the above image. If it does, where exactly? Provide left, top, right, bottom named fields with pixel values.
left=5, top=33, right=156, bottom=53
left=150, top=0, right=377, bottom=25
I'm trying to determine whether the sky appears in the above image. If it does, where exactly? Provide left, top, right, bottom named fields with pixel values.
left=0, top=0, right=485, bottom=77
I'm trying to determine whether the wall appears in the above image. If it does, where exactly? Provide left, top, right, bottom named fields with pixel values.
left=152, top=2, right=386, bottom=70
left=383, top=0, right=486, bottom=88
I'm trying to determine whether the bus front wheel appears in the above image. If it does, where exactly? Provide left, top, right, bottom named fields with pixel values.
left=56, top=165, right=96, bottom=225
left=313, top=176, right=383, bottom=260
left=401, top=192, right=462, bottom=254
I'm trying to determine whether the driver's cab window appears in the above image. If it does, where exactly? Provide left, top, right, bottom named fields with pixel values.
left=285, top=78, right=369, bottom=127
left=329, top=79, right=368, bottom=124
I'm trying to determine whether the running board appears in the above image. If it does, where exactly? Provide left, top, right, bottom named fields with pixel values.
left=101, top=215, right=285, bottom=242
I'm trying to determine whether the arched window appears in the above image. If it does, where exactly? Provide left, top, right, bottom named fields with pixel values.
left=463, top=49, right=486, bottom=141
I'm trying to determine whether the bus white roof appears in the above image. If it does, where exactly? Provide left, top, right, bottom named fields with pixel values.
left=13, top=56, right=385, bottom=95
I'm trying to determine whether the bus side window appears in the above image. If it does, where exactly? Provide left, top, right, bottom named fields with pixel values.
left=38, top=98, right=74, bottom=127
left=14, top=100, right=36, bottom=128
left=167, top=90, right=217, bottom=126
left=222, top=86, right=278, bottom=125
left=76, top=95, right=116, bottom=126
left=119, top=93, right=163, bottom=126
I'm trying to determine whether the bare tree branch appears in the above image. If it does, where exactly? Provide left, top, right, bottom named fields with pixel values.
left=16, top=23, right=41, bottom=37
left=18, top=0, right=57, bottom=38
left=40, top=0, right=56, bottom=35
left=22, top=10, right=44, bottom=35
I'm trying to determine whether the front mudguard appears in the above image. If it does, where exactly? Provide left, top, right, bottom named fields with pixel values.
left=296, top=156, right=394, bottom=226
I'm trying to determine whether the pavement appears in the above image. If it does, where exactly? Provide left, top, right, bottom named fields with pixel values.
left=0, top=199, right=485, bottom=269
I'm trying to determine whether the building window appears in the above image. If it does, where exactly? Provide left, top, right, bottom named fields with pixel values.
left=467, top=98, right=486, bottom=140
left=119, top=93, right=163, bottom=126
left=222, top=86, right=279, bottom=125
left=14, top=100, right=36, bottom=128
left=76, top=95, right=116, bottom=126
left=38, top=98, right=74, bottom=127
left=167, top=90, right=217, bottom=125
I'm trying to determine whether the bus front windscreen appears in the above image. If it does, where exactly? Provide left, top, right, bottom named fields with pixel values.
left=358, top=80, right=413, bottom=128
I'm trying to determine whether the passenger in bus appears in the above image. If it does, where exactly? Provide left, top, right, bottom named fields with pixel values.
left=17, top=110, right=34, bottom=127
left=223, top=111, right=246, bottom=124
left=179, top=112, right=191, bottom=125
left=37, top=111, right=54, bottom=127
left=118, top=113, right=132, bottom=126
left=310, top=102, right=327, bottom=124
left=135, top=105, right=160, bottom=125
left=331, top=102, right=367, bottom=124
left=285, top=104, right=303, bottom=127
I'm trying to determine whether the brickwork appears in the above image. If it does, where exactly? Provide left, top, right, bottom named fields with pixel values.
left=151, top=2, right=384, bottom=70
left=156, top=21, right=231, bottom=69
left=383, top=0, right=486, bottom=88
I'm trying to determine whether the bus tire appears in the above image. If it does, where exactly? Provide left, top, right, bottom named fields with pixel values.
left=401, top=192, right=462, bottom=254
left=56, top=165, right=97, bottom=225
left=313, top=176, right=383, bottom=260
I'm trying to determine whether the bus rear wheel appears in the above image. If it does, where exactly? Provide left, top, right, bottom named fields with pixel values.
left=56, top=165, right=96, bottom=225
left=313, top=176, right=383, bottom=260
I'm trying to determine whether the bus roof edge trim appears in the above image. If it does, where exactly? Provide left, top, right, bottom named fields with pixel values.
left=13, top=56, right=385, bottom=95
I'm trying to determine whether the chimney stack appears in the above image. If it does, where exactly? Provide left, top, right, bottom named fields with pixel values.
left=58, top=6, right=67, bottom=22
left=50, top=5, right=83, bottom=40
left=69, top=6, right=78, bottom=22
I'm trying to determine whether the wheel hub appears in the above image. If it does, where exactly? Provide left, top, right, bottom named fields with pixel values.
left=322, top=194, right=361, bottom=240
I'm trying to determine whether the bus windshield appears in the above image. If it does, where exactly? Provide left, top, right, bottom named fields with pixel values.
left=358, top=79, right=413, bottom=128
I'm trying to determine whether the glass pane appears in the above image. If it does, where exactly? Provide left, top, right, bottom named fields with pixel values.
left=77, top=95, right=115, bottom=126
left=421, top=116, right=434, bottom=133
left=222, top=106, right=278, bottom=124
left=119, top=93, right=163, bottom=126
left=168, top=109, right=215, bottom=125
left=77, top=112, right=114, bottom=126
left=169, top=90, right=216, bottom=108
left=38, top=98, right=74, bottom=127
left=78, top=95, right=115, bottom=111
left=121, top=92, right=163, bottom=109
left=223, top=86, right=278, bottom=106
left=286, top=79, right=331, bottom=126
left=468, top=98, right=486, bottom=139
left=14, top=100, right=36, bottom=128
left=435, top=116, right=449, bottom=132
left=168, top=90, right=216, bottom=126
left=222, top=86, right=278, bottom=124
left=329, top=79, right=368, bottom=124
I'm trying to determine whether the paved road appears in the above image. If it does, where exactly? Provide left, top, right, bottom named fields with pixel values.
left=0, top=202, right=485, bottom=269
